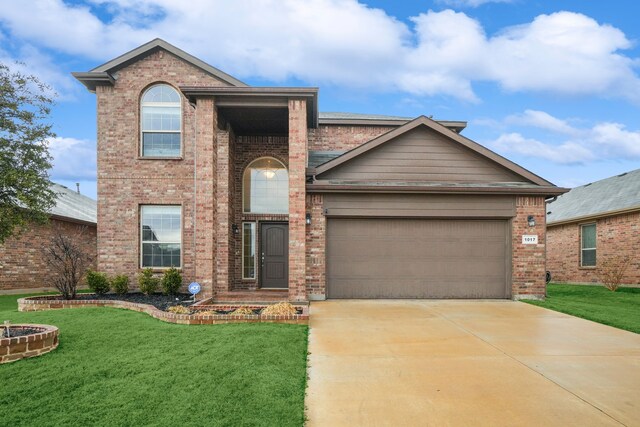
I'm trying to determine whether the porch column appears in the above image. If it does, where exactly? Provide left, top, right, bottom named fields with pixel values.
left=194, top=97, right=217, bottom=298
left=288, top=99, right=308, bottom=301
left=215, top=129, right=231, bottom=293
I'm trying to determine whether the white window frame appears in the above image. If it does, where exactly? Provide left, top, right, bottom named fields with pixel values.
left=242, top=222, right=256, bottom=279
left=242, top=156, right=289, bottom=214
left=140, top=84, right=182, bottom=158
left=140, top=205, right=182, bottom=269
left=580, top=223, right=596, bottom=267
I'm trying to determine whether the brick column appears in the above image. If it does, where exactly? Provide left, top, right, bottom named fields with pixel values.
left=306, top=194, right=326, bottom=300
left=215, top=129, right=231, bottom=293
left=288, top=99, right=308, bottom=301
left=194, top=97, right=217, bottom=298
left=512, top=196, right=547, bottom=300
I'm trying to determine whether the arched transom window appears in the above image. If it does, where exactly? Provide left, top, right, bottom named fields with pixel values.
left=141, top=84, right=181, bottom=157
left=243, top=157, right=288, bottom=214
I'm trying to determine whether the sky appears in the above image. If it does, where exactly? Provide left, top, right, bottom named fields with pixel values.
left=1, top=0, right=639, bottom=200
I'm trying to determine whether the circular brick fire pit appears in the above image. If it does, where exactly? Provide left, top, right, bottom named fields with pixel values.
left=0, top=324, right=59, bottom=364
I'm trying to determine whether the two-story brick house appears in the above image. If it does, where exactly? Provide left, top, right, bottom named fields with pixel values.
left=74, top=39, right=566, bottom=302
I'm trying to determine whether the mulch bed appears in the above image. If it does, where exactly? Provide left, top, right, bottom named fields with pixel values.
left=2, top=327, right=42, bottom=338
left=57, top=293, right=195, bottom=311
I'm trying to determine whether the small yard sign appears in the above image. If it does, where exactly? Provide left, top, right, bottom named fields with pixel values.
left=188, top=282, right=201, bottom=295
left=522, top=235, right=538, bottom=245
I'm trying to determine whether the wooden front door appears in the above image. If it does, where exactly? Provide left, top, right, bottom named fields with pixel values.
left=260, top=223, right=289, bottom=289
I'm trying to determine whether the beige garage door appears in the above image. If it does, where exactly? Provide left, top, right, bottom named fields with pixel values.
left=326, top=218, right=509, bottom=299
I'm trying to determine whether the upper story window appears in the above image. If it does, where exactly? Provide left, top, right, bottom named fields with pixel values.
left=243, top=157, right=288, bottom=214
left=141, top=84, right=181, bottom=157
left=581, top=223, right=596, bottom=267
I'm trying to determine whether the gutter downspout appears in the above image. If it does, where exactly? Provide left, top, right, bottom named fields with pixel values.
left=191, top=101, right=197, bottom=284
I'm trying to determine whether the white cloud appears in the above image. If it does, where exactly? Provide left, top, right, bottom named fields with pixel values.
left=0, top=1, right=638, bottom=103
left=490, top=132, right=594, bottom=164
left=48, top=137, right=97, bottom=181
left=437, top=0, right=513, bottom=7
left=0, top=44, right=80, bottom=101
left=486, top=110, right=640, bottom=164
left=505, top=110, right=580, bottom=136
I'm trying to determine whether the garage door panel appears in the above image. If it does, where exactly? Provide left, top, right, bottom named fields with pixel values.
left=327, top=219, right=509, bottom=299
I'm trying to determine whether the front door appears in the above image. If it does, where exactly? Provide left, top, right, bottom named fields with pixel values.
left=260, top=223, right=289, bottom=289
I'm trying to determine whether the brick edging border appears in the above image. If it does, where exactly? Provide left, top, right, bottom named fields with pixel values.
left=0, top=324, right=59, bottom=364
left=17, top=296, right=309, bottom=325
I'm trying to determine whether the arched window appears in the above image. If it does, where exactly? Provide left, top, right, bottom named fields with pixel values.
left=243, top=157, right=288, bottom=213
left=141, top=84, right=181, bottom=157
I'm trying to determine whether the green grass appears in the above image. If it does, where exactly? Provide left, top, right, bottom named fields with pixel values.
left=0, top=293, right=308, bottom=426
left=525, top=284, right=640, bottom=334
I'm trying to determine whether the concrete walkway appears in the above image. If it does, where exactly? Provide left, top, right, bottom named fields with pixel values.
left=306, top=300, right=640, bottom=426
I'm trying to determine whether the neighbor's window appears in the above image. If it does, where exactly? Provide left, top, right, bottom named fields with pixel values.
left=242, top=222, right=256, bottom=279
left=243, top=157, right=288, bottom=213
left=141, top=84, right=181, bottom=157
left=141, top=205, right=181, bottom=268
left=581, top=223, right=596, bottom=267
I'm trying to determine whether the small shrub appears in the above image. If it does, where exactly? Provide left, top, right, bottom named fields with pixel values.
left=162, top=267, right=182, bottom=295
left=262, top=302, right=297, bottom=316
left=86, top=270, right=110, bottom=295
left=167, top=305, right=190, bottom=314
left=599, top=255, right=631, bottom=291
left=232, top=306, right=255, bottom=316
left=111, top=275, right=129, bottom=295
left=138, top=268, right=159, bottom=295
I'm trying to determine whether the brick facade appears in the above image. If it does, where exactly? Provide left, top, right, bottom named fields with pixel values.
left=87, top=44, right=554, bottom=302
left=547, top=211, right=640, bottom=285
left=0, top=219, right=97, bottom=293
left=95, top=50, right=227, bottom=296
left=308, top=125, right=396, bottom=151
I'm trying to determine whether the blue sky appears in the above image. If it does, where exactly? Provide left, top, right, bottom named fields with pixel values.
left=1, top=0, right=639, bottom=200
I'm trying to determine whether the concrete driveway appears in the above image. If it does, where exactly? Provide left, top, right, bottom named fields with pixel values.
left=305, top=300, right=640, bottom=426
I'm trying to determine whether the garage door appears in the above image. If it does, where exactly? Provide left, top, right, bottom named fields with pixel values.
left=326, top=218, right=509, bottom=299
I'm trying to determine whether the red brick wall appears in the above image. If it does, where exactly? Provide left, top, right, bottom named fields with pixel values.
left=0, top=219, right=97, bottom=293
left=511, top=196, right=547, bottom=299
left=547, top=211, right=640, bottom=285
left=96, top=50, right=226, bottom=296
left=308, top=125, right=396, bottom=151
left=305, top=194, right=325, bottom=299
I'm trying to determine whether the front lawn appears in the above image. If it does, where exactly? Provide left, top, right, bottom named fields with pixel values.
left=0, top=293, right=308, bottom=426
left=524, top=284, right=640, bottom=334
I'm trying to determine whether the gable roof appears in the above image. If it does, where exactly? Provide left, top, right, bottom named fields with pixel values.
left=547, top=169, right=640, bottom=225
left=73, top=38, right=247, bottom=91
left=313, top=115, right=556, bottom=188
left=48, top=183, right=97, bottom=225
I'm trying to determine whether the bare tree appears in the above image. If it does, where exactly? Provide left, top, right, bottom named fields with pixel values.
left=42, top=226, right=93, bottom=299
left=598, top=255, right=631, bottom=292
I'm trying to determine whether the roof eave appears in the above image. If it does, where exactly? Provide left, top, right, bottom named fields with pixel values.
left=547, top=204, right=640, bottom=227
left=180, top=86, right=320, bottom=128
left=307, top=183, right=569, bottom=197
left=71, top=72, right=115, bottom=93
left=317, top=118, right=467, bottom=132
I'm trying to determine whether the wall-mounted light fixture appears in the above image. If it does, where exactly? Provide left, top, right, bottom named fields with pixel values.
left=232, top=224, right=239, bottom=235
left=306, top=213, right=312, bottom=225
left=527, top=215, right=536, bottom=227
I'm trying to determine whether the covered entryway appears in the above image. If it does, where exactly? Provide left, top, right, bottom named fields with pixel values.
left=326, top=218, right=509, bottom=298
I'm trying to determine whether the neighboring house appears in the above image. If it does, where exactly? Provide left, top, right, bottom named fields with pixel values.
left=73, top=39, right=565, bottom=302
left=0, top=183, right=97, bottom=293
left=547, top=169, right=640, bottom=285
